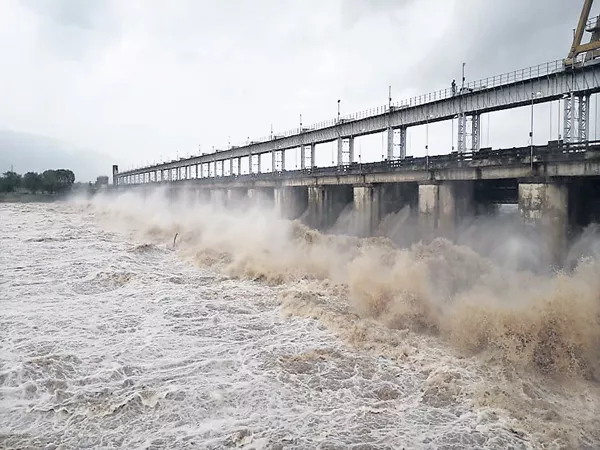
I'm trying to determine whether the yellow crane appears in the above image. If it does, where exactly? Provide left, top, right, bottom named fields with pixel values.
left=565, top=0, right=600, bottom=66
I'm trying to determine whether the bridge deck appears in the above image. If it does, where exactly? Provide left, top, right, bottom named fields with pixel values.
left=119, top=141, right=600, bottom=188
left=119, top=59, right=600, bottom=180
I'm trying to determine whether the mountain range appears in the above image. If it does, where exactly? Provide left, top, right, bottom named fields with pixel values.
left=0, top=130, right=114, bottom=183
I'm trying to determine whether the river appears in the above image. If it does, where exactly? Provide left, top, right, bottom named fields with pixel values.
left=1, top=191, right=599, bottom=449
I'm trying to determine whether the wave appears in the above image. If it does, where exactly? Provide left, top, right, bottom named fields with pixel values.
left=85, top=187, right=600, bottom=380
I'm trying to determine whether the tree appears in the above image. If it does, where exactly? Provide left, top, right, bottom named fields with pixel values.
left=55, top=169, right=75, bottom=187
left=0, top=171, right=22, bottom=193
left=41, top=170, right=58, bottom=193
left=22, top=172, right=43, bottom=193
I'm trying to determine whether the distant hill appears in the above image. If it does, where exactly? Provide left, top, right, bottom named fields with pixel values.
left=0, top=130, right=114, bottom=182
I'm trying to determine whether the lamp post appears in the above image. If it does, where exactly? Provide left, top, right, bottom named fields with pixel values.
left=530, top=91, right=542, bottom=171
left=426, top=114, right=433, bottom=167
left=451, top=116, right=455, bottom=152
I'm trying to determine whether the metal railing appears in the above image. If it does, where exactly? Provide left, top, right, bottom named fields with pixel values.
left=122, top=140, right=600, bottom=185
left=123, top=58, right=578, bottom=174
left=228, top=60, right=565, bottom=148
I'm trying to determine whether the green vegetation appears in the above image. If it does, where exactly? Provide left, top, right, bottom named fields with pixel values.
left=0, top=169, right=75, bottom=194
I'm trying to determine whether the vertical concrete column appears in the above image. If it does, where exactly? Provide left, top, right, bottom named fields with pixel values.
left=387, top=127, right=394, bottom=160
left=197, top=188, right=211, bottom=204
left=310, top=143, right=316, bottom=169
left=399, top=127, right=407, bottom=159
left=348, top=137, right=355, bottom=164
left=281, top=150, right=286, bottom=171
left=518, top=182, right=568, bottom=266
left=471, top=114, right=481, bottom=152
left=457, top=114, right=467, bottom=153
left=112, top=165, right=119, bottom=185
left=353, top=184, right=381, bottom=237
left=306, top=186, right=325, bottom=229
left=300, top=145, right=306, bottom=169
left=247, top=188, right=257, bottom=203
left=418, top=183, right=439, bottom=242
left=210, top=189, right=227, bottom=207
left=337, top=137, right=344, bottom=166
left=418, top=181, right=474, bottom=242
left=272, top=151, right=277, bottom=172
left=306, top=185, right=353, bottom=230
left=248, top=188, right=273, bottom=207
left=438, top=181, right=473, bottom=239
left=227, top=188, right=247, bottom=208
left=275, top=186, right=308, bottom=219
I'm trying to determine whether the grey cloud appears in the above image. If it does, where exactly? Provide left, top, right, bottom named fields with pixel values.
left=364, top=0, right=584, bottom=100
left=21, top=0, right=120, bottom=61
left=340, top=0, right=413, bottom=29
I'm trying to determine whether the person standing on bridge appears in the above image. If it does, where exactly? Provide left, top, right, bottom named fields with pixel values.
left=451, top=79, right=456, bottom=96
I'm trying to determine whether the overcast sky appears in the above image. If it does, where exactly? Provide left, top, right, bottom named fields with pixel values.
left=0, top=0, right=595, bottom=173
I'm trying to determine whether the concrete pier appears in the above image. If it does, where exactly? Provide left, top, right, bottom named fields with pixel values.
left=227, top=188, right=247, bottom=208
left=519, top=181, right=568, bottom=266
left=247, top=187, right=274, bottom=207
left=274, top=186, right=308, bottom=220
left=306, top=185, right=353, bottom=230
left=418, top=184, right=440, bottom=242
left=210, top=189, right=228, bottom=207
left=353, top=185, right=381, bottom=237
left=418, top=181, right=474, bottom=241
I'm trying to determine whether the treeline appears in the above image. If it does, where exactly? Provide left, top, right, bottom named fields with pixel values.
left=0, top=169, right=75, bottom=194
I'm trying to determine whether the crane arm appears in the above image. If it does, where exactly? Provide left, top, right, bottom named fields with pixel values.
left=568, top=0, right=594, bottom=61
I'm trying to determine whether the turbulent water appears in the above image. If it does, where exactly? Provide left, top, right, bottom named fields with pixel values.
left=1, top=191, right=600, bottom=449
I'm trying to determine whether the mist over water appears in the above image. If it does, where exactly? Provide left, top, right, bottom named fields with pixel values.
left=2, top=189, right=600, bottom=449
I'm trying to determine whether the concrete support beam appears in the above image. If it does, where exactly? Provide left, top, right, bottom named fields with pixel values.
left=471, top=113, right=481, bottom=152
left=196, top=188, right=211, bottom=204
left=247, top=187, right=274, bottom=207
left=306, top=186, right=325, bottom=229
left=438, top=182, right=473, bottom=238
left=518, top=182, right=568, bottom=266
left=306, top=185, right=353, bottom=230
left=387, top=127, right=394, bottom=160
left=274, top=186, right=309, bottom=220
left=348, top=137, right=355, bottom=164
left=310, top=143, right=316, bottom=169
left=457, top=113, right=467, bottom=153
left=399, top=127, right=407, bottom=159
left=210, top=189, right=227, bottom=207
left=418, top=181, right=474, bottom=241
left=353, top=184, right=381, bottom=237
left=337, top=137, right=343, bottom=167
left=300, top=145, right=306, bottom=169
left=227, top=188, right=247, bottom=208
left=272, top=151, right=277, bottom=173
left=418, top=184, right=439, bottom=242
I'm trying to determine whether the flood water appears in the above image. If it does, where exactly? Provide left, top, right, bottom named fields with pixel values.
left=1, top=194, right=600, bottom=449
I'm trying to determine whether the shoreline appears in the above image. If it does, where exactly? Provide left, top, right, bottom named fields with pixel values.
left=0, top=193, right=63, bottom=203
